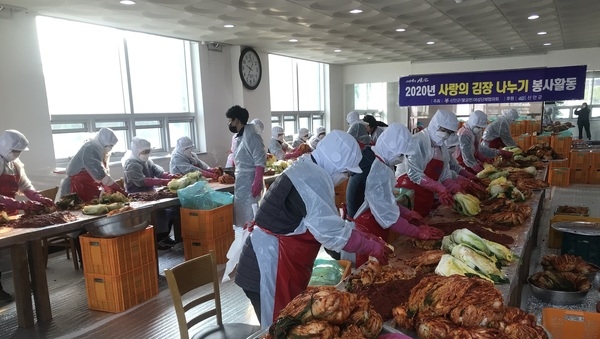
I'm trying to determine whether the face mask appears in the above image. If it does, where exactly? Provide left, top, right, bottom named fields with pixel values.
left=472, top=127, right=482, bottom=134
left=318, top=133, right=325, bottom=140
left=5, top=151, right=20, bottom=161
left=301, top=135, right=309, bottom=141
left=183, top=148, right=193, bottom=157
left=331, top=172, right=349, bottom=186
left=389, top=155, right=404, bottom=166
left=277, top=135, right=284, bottom=142
left=139, top=154, right=149, bottom=162
left=228, top=123, right=237, bottom=133
left=103, top=145, right=113, bottom=154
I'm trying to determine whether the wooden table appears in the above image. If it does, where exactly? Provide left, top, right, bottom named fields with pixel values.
left=0, top=177, right=250, bottom=328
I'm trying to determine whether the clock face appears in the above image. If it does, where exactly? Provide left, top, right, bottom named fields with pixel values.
left=239, top=48, right=262, bottom=90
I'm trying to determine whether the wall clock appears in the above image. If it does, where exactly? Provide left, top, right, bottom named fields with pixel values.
left=239, top=47, right=262, bottom=90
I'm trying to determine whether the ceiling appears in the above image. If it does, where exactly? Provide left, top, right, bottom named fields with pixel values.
left=1, top=0, right=599, bottom=65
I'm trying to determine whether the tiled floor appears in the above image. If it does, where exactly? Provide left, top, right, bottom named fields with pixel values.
left=1, top=183, right=599, bottom=338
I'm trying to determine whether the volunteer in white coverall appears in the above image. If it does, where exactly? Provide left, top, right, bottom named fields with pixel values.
left=291, top=127, right=310, bottom=148
left=235, top=130, right=390, bottom=328
left=227, top=105, right=267, bottom=230
left=60, top=128, right=124, bottom=201
left=227, top=118, right=265, bottom=168
left=308, top=126, right=326, bottom=150
left=455, top=110, right=505, bottom=174
left=395, top=109, right=459, bottom=218
left=268, top=125, right=303, bottom=161
left=170, top=136, right=221, bottom=179
left=350, top=123, right=444, bottom=267
left=481, top=108, right=520, bottom=150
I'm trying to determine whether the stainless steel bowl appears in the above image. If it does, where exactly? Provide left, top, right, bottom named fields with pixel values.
left=527, top=275, right=590, bottom=305
left=85, top=207, right=152, bottom=238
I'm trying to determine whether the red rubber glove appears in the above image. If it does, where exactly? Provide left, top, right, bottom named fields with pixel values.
left=399, top=205, right=424, bottom=225
left=499, top=150, right=513, bottom=158
left=343, top=229, right=390, bottom=265
left=442, top=178, right=461, bottom=195
left=104, top=184, right=126, bottom=196
left=415, top=225, right=445, bottom=240
left=390, top=216, right=420, bottom=237
left=0, top=196, right=29, bottom=210
left=24, top=200, right=45, bottom=213
left=200, top=169, right=219, bottom=180
left=144, top=178, right=171, bottom=186
left=24, top=189, right=55, bottom=207
left=251, top=166, right=264, bottom=197
left=420, top=176, right=454, bottom=207
left=459, top=169, right=478, bottom=181
left=472, top=164, right=484, bottom=173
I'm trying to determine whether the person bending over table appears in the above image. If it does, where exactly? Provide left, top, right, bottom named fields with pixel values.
left=0, top=129, right=54, bottom=303
left=170, top=136, right=221, bottom=179
left=481, top=109, right=520, bottom=151
left=235, top=130, right=390, bottom=328
left=122, top=137, right=180, bottom=250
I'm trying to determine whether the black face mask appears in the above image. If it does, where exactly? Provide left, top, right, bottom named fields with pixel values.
left=228, top=123, right=237, bottom=133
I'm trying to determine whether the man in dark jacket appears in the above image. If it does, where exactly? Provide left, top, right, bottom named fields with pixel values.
left=574, top=102, right=591, bottom=140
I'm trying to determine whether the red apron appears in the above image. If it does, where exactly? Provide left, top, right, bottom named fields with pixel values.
left=0, top=171, right=20, bottom=215
left=486, top=137, right=506, bottom=149
left=353, top=156, right=391, bottom=267
left=264, top=228, right=322, bottom=323
left=395, top=158, right=444, bottom=218
left=69, top=170, right=101, bottom=203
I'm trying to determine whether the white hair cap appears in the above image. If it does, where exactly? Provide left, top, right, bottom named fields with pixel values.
left=316, top=126, right=326, bottom=135
left=176, top=136, right=194, bottom=152
left=467, top=110, right=488, bottom=128
left=131, top=137, right=152, bottom=157
left=94, top=128, right=118, bottom=147
left=346, top=111, right=360, bottom=125
left=272, top=125, right=284, bottom=139
left=503, top=109, right=519, bottom=122
left=298, top=127, right=309, bottom=138
left=0, top=129, right=29, bottom=158
left=311, top=130, right=362, bottom=176
left=372, top=123, right=415, bottom=162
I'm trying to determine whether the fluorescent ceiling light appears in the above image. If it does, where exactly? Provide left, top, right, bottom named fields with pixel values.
left=289, top=39, right=298, bottom=42
left=349, top=9, right=363, bottom=14
left=427, top=41, right=435, bottom=45
left=120, top=0, right=136, bottom=5
left=543, top=43, right=552, bottom=46
left=537, top=31, right=547, bottom=35
left=334, top=49, right=342, bottom=53
left=224, top=24, right=234, bottom=28
left=528, top=14, right=539, bottom=20
left=396, top=28, right=406, bottom=32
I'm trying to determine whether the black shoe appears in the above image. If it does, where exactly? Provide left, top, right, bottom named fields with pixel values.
left=157, top=239, right=173, bottom=251
left=0, top=290, right=13, bottom=303
left=161, top=237, right=178, bottom=246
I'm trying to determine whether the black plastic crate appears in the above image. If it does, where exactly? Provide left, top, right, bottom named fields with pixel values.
left=561, top=233, right=600, bottom=266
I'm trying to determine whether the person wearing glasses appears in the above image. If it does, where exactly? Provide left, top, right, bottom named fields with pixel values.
left=395, top=109, right=461, bottom=218
left=122, top=137, right=181, bottom=250
left=59, top=128, right=125, bottom=202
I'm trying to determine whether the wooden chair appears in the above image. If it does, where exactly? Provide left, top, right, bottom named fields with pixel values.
left=164, top=251, right=260, bottom=339
left=40, top=186, right=81, bottom=270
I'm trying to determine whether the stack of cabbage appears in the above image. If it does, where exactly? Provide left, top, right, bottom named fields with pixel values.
left=266, top=153, right=292, bottom=174
left=167, top=171, right=204, bottom=192
left=487, top=176, right=526, bottom=201
left=436, top=228, right=516, bottom=284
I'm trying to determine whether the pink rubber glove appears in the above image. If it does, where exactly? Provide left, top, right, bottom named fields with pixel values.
left=24, top=189, right=54, bottom=207
left=420, top=176, right=454, bottom=206
left=24, top=200, right=45, bottom=213
left=144, top=178, right=171, bottom=186
left=0, top=195, right=28, bottom=210
left=459, top=168, right=478, bottom=181
left=251, top=166, right=264, bottom=197
left=442, top=178, right=461, bottom=195
left=200, top=169, right=219, bottom=180
left=390, top=216, right=420, bottom=238
left=343, top=229, right=389, bottom=265
left=499, top=150, right=513, bottom=158
left=160, top=172, right=178, bottom=179
left=416, top=225, right=445, bottom=240
left=455, top=176, right=472, bottom=191
left=399, top=205, right=424, bottom=225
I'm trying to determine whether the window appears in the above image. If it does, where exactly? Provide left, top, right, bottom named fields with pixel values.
left=269, top=55, right=325, bottom=139
left=36, top=16, right=200, bottom=163
left=554, top=76, right=600, bottom=118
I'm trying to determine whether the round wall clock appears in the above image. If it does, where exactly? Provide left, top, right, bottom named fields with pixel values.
left=239, top=47, right=262, bottom=90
